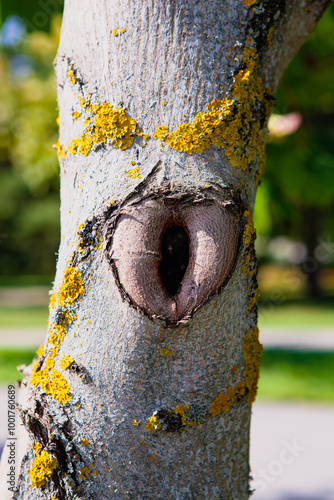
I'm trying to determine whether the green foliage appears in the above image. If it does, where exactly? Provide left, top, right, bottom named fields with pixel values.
left=0, top=305, right=48, bottom=328
left=256, top=5, right=334, bottom=240
left=1, top=1, right=64, bottom=33
left=259, top=300, right=334, bottom=327
left=0, top=16, right=61, bottom=276
left=0, top=348, right=35, bottom=384
left=259, top=349, right=334, bottom=402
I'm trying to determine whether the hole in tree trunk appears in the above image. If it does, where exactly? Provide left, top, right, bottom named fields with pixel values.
left=159, top=225, right=189, bottom=296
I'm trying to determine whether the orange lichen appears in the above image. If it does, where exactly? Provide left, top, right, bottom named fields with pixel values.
left=243, top=0, right=256, bottom=5
left=242, top=325, right=263, bottom=406
left=160, top=348, right=173, bottom=357
left=209, top=381, right=245, bottom=416
left=174, top=403, right=190, bottom=425
left=68, top=102, right=137, bottom=155
left=80, top=438, right=89, bottom=447
left=243, top=209, right=256, bottom=248
left=79, top=466, right=90, bottom=480
left=28, top=450, right=57, bottom=488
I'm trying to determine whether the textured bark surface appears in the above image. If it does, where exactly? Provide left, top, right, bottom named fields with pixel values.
left=0, top=0, right=329, bottom=499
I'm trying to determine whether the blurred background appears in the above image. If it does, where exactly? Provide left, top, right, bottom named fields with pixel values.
left=0, top=1, right=333, bottom=498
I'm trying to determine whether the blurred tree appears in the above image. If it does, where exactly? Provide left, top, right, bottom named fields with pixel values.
left=255, top=4, right=334, bottom=297
left=0, top=15, right=61, bottom=278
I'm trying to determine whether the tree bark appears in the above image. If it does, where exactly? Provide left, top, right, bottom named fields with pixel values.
left=0, top=0, right=329, bottom=498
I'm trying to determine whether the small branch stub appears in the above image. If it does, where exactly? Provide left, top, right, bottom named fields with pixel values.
left=107, top=193, right=241, bottom=322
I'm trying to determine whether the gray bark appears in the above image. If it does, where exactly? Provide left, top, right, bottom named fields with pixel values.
left=0, top=0, right=329, bottom=498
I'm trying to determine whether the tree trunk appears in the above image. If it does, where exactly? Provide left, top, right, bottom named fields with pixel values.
left=0, top=0, right=329, bottom=498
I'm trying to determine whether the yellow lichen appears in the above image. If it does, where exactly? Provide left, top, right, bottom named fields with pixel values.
left=68, top=103, right=137, bottom=155
left=132, top=420, right=139, bottom=426
left=152, top=44, right=273, bottom=180
left=125, top=167, right=141, bottom=179
left=145, top=415, right=161, bottom=432
left=241, top=254, right=257, bottom=278
left=267, top=26, right=274, bottom=48
left=30, top=360, right=72, bottom=405
left=153, top=126, right=169, bottom=141
left=36, top=344, right=45, bottom=357
left=56, top=267, right=84, bottom=305
left=79, top=466, right=90, bottom=480
left=80, top=438, right=89, bottom=447
left=160, top=348, right=173, bottom=357
left=28, top=450, right=57, bottom=488
left=209, top=381, right=245, bottom=416
left=31, top=263, right=84, bottom=404
left=174, top=404, right=190, bottom=425
left=130, top=160, right=136, bottom=166
left=243, top=0, right=256, bottom=5
left=33, top=442, right=43, bottom=455
left=44, top=356, right=55, bottom=369
left=242, top=325, right=263, bottom=406
left=246, top=285, right=258, bottom=312
left=243, top=209, right=255, bottom=248
left=59, top=354, right=74, bottom=370
left=67, top=68, right=76, bottom=85
left=72, top=110, right=82, bottom=121
left=53, top=140, right=66, bottom=160
left=113, top=28, right=118, bottom=37
left=120, top=28, right=126, bottom=33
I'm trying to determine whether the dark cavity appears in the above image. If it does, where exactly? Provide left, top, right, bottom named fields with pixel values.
left=159, top=225, right=189, bottom=296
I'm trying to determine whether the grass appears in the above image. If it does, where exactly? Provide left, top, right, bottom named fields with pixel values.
left=258, top=298, right=334, bottom=328
left=258, top=349, right=334, bottom=402
left=0, top=349, right=36, bottom=385
left=0, top=306, right=48, bottom=328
